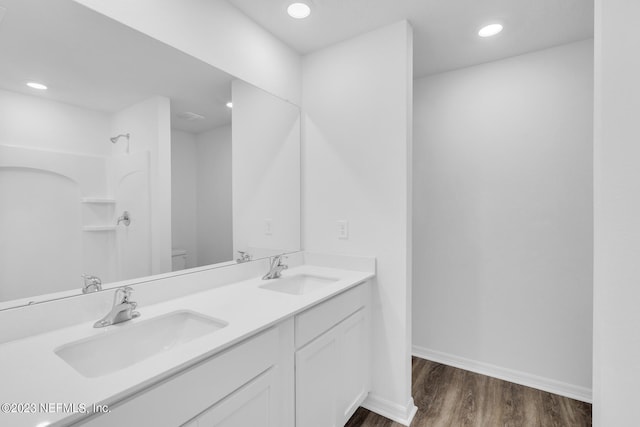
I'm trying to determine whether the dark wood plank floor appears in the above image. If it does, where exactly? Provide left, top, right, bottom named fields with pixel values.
left=345, top=357, right=592, bottom=427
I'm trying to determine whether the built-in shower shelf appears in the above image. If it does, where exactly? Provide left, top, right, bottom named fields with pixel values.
left=82, top=225, right=117, bottom=232
left=81, top=197, right=116, bottom=204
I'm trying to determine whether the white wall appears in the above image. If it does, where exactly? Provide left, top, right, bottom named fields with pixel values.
left=196, top=125, right=233, bottom=265
left=171, top=130, right=199, bottom=268
left=73, top=0, right=301, bottom=105
left=0, top=88, right=110, bottom=156
left=593, top=1, right=640, bottom=425
left=232, top=80, right=301, bottom=258
left=302, top=21, right=415, bottom=424
left=171, top=126, right=233, bottom=268
left=412, top=40, right=594, bottom=401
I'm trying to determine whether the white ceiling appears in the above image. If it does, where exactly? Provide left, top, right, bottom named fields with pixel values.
left=0, top=0, right=233, bottom=134
left=227, top=0, right=594, bottom=78
left=0, top=0, right=594, bottom=125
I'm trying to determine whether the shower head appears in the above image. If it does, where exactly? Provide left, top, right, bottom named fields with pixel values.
left=110, top=133, right=130, bottom=144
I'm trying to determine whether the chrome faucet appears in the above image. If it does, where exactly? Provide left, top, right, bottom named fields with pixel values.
left=236, top=251, right=252, bottom=263
left=94, top=287, right=140, bottom=328
left=262, top=255, right=288, bottom=280
left=81, top=275, right=102, bottom=294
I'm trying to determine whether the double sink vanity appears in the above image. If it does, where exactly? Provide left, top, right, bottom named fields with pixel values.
left=0, top=3, right=374, bottom=426
left=0, top=252, right=375, bottom=427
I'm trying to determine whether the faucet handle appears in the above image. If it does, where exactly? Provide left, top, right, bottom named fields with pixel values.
left=114, top=286, right=134, bottom=304
left=121, top=286, right=133, bottom=301
left=269, top=255, right=280, bottom=268
left=81, top=274, right=102, bottom=293
left=129, top=302, right=140, bottom=319
left=237, top=251, right=252, bottom=263
left=81, top=274, right=101, bottom=284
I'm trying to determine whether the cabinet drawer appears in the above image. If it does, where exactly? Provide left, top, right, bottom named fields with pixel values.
left=185, top=367, right=277, bottom=427
left=295, top=282, right=368, bottom=349
left=77, top=327, right=279, bottom=427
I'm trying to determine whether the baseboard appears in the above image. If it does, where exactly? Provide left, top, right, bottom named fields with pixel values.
left=344, top=390, right=369, bottom=423
left=361, top=393, right=418, bottom=426
left=412, top=345, right=592, bottom=403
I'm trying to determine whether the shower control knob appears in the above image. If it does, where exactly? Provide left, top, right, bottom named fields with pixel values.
left=117, top=211, right=131, bottom=227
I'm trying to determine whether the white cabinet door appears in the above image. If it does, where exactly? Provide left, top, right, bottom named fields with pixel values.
left=295, top=307, right=369, bottom=427
left=337, top=309, right=369, bottom=423
left=295, top=328, right=340, bottom=427
left=188, top=368, right=278, bottom=427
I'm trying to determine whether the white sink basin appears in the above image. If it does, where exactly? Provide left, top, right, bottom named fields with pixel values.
left=260, top=274, right=338, bottom=295
left=55, top=310, right=227, bottom=378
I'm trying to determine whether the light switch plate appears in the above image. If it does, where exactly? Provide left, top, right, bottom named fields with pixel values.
left=337, top=220, right=349, bottom=239
left=264, top=219, right=273, bottom=235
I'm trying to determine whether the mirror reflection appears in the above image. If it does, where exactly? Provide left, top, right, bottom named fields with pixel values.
left=0, top=0, right=301, bottom=309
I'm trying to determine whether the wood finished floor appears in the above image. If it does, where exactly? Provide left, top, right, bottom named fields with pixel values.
left=345, top=357, right=592, bottom=427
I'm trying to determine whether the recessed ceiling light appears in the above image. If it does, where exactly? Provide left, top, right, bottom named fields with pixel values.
left=226, top=102, right=233, bottom=109
left=26, top=82, right=48, bottom=90
left=287, top=3, right=311, bottom=19
left=478, top=23, right=503, bottom=38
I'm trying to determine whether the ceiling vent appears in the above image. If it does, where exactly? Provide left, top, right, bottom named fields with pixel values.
left=177, top=111, right=205, bottom=121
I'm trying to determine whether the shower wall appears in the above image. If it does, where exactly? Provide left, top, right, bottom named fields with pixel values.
left=0, top=153, right=85, bottom=301
left=110, top=96, right=172, bottom=276
left=107, top=151, right=151, bottom=281
left=0, top=89, right=111, bottom=301
left=0, top=89, right=164, bottom=303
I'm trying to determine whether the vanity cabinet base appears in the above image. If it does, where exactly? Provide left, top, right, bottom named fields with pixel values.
left=295, top=283, right=371, bottom=427
left=76, top=323, right=292, bottom=427
left=73, top=281, right=371, bottom=427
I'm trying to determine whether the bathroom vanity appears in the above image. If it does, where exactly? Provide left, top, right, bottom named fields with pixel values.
left=0, top=254, right=374, bottom=427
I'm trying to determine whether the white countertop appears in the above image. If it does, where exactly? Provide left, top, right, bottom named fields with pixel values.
left=0, top=264, right=374, bottom=427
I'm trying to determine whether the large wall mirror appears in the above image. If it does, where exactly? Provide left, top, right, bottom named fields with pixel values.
left=0, top=0, right=301, bottom=310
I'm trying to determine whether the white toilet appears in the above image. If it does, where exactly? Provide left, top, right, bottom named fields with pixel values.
left=171, top=249, right=188, bottom=271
